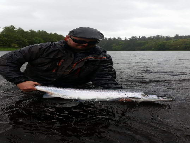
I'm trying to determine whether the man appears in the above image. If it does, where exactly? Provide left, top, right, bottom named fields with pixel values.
left=0, top=27, right=122, bottom=92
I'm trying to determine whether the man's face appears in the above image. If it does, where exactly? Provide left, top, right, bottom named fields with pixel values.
left=65, top=36, right=99, bottom=51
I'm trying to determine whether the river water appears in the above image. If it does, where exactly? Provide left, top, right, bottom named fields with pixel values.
left=0, top=51, right=190, bottom=143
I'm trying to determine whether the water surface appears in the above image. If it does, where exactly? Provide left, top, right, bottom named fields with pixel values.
left=0, top=51, right=190, bottom=143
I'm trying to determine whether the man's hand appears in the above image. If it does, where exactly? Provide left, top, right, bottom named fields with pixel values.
left=17, top=81, right=40, bottom=92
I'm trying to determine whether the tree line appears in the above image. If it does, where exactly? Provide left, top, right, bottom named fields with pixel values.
left=98, top=35, right=190, bottom=51
left=0, top=25, right=64, bottom=48
left=1, top=25, right=190, bottom=51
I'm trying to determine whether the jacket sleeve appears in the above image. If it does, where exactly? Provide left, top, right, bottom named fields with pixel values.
left=91, top=53, right=122, bottom=89
left=0, top=43, right=47, bottom=84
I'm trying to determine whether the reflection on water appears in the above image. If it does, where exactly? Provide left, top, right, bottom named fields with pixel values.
left=0, top=51, right=190, bottom=143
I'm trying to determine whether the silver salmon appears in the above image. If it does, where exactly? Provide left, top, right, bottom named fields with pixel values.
left=35, top=86, right=172, bottom=102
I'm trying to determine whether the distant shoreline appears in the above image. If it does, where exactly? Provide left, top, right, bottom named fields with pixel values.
left=1, top=47, right=190, bottom=51
left=0, top=48, right=19, bottom=51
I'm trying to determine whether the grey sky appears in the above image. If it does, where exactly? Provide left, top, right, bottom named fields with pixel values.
left=1, top=0, right=190, bottom=39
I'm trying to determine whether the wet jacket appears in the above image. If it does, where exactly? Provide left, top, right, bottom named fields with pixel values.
left=0, top=40, right=122, bottom=89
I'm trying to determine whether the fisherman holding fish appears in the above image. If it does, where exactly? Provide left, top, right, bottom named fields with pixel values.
left=0, top=27, right=122, bottom=92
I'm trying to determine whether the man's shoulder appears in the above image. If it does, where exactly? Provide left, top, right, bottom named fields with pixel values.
left=44, top=40, right=65, bottom=48
left=53, top=40, right=65, bottom=46
left=36, top=40, right=66, bottom=52
left=93, top=45, right=107, bottom=54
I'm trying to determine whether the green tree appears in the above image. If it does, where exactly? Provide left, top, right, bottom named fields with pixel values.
left=0, top=25, right=64, bottom=49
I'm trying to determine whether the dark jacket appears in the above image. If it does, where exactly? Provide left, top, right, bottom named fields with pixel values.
left=0, top=40, right=122, bottom=89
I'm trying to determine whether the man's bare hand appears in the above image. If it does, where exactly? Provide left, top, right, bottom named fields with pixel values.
left=17, top=81, right=40, bottom=92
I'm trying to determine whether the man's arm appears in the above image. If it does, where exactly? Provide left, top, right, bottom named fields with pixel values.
left=0, top=44, right=46, bottom=91
left=91, top=54, right=122, bottom=89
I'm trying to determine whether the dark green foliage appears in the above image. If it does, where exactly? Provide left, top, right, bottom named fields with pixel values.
left=1, top=25, right=190, bottom=51
left=98, top=35, right=190, bottom=51
left=0, top=25, right=64, bottom=49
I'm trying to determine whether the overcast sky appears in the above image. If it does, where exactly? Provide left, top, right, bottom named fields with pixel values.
left=1, top=0, right=190, bottom=39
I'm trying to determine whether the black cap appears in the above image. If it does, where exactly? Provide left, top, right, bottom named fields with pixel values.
left=68, top=27, right=104, bottom=40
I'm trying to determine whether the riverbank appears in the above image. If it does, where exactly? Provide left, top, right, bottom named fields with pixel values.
left=0, top=47, right=19, bottom=51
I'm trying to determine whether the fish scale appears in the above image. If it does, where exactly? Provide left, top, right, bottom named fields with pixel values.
left=35, top=86, right=173, bottom=102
